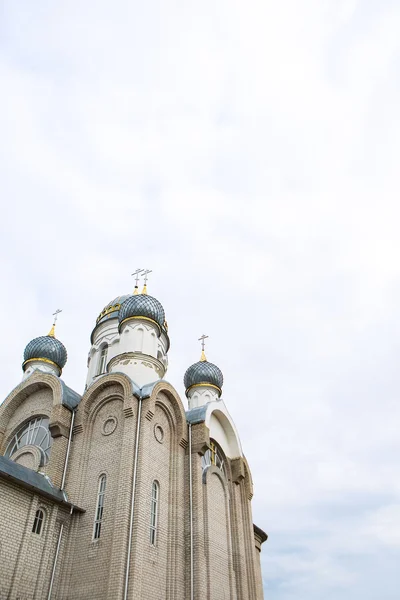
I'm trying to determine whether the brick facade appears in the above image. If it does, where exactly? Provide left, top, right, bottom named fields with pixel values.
left=0, top=371, right=266, bottom=599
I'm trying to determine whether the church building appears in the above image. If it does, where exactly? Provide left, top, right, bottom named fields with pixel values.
left=0, top=274, right=267, bottom=599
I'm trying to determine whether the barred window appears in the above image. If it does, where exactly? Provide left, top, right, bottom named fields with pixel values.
left=32, top=509, right=44, bottom=535
left=6, top=417, right=52, bottom=465
left=150, top=480, right=159, bottom=545
left=93, top=475, right=107, bottom=539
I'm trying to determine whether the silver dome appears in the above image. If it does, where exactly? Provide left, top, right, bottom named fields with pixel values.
left=119, top=294, right=166, bottom=332
left=96, top=295, right=132, bottom=326
left=23, top=336, right=68, bottom=370
left=184, top=360, right=223, bottom=395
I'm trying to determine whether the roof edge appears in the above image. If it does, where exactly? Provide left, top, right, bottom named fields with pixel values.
left=0, top=455, right=84, bottom=512
left=253, top=523, right=268, bottom=547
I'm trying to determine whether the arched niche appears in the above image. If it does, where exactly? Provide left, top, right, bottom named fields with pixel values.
left=205, top=407, right=242, bottom=460
left=145, top=381, right=187, bottom=447
left=79, top=372, right=135, bottom=420
left=0, top=373, right=64, bottom=448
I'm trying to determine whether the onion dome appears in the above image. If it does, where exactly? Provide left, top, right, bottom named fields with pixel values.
left=119, top=294, right=166, bottom=334
left=90, top=295, right=132, bottom=343
left=96, top=295, right=132, bottom=327
left=184, top=353, right=223, bottom=397
left=23, top=331, right=67, bottom=373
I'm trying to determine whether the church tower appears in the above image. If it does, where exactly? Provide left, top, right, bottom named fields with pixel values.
left=0, top=274, right=267, bottom=599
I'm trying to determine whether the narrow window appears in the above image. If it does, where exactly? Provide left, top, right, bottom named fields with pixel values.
left=93, top=475, right=107, bottom=539
left=98, top=345, right=108, bottom=375
left=201, top=440, right=225, bottom=475
left=150, top=481, right=159, bottom=545
left=32, top=509, right=44, bottom=534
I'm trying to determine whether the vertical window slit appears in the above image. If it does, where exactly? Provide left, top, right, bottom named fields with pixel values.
left=32, top=509, right=44, bottom=535
left=150, top=480, right=159, bottom=545
left=93, top=474, right=107, bottom=539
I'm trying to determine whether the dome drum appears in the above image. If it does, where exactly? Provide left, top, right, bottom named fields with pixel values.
left=120, top=314, right=162, bottom=335
left=86, top=291, right=169, bottom=388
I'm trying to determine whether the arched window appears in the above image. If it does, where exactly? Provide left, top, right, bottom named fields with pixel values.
left=32, top=509, right=44, bottom=534
left=5, top=417, right=52, bottom=465
left=150, top=480, right=159, bottom=545
left=202, top=440, right=225, bottom=475
left=97, top=345, right=108, bottom=375
left=93, top=475, right=107, bottom=539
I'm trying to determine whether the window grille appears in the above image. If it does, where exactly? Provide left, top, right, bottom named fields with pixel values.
left=93, top=475, right=107, bottom=539
left=150, top=480, right=159, bottom=545
left=6, top=417, right=52, bottom=465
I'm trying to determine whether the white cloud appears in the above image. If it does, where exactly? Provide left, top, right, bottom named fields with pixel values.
left=1, top=1, right=400, bottom=597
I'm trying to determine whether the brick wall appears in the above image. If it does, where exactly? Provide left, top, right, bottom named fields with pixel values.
left=0, top=482, right=33, bottom=598
left=129, top=395, right=186, bottom=599
left=66, top=396, right=125, bottom=598
left=205, top=470, right=235, bottom=599
left=0, top=481, right=70, bottom=600
left=0, top=373, right=266, bottom=600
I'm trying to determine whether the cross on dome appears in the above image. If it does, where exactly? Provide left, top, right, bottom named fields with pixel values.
left=198, top=334, right=209, bottom=361
left=53, top=308, right=62, bottom=322
left=131, top=269, right=144, bottom=295
left=141, top=269, right=152, bottom=295
left=183, top=335, right=223, bottom=397
left=48, top=309, right=62, bottom=338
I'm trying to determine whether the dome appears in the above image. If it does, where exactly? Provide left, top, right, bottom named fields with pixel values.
left=96, top=295, right=132, bottom=326
left=184, top=360, right=223, bottom=396
left=119, top=294, right=166, bottom=332
left=23, top=335, right=68, bottom=371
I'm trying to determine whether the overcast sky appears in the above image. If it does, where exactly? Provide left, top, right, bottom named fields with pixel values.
left=1, top=1, right=400, bottom=597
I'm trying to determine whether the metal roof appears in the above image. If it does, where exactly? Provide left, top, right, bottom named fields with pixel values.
left=0, top=455, right=84, bottom=512
left=23, top=336, right=68, bottom=369
left=184, top=360, right=223, bottom=392
left=119, top=294, right=166, bottom=329
left=59, top=379, right=82, bottom=409
left=185, top=405, right=208, bottom=424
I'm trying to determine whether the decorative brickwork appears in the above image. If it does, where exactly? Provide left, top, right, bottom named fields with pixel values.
left=0, top=369, right=266, bottom=599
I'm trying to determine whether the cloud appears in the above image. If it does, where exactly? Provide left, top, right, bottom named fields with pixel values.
left=1, top=1, right=400, bottom=597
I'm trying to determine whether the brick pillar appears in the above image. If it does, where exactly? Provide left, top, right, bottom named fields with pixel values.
left=48, top=405, right=73, bottom=489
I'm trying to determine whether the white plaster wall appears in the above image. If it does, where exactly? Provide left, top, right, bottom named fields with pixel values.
left=108, top=354, right=164, bottom=387
left=206, top=401, right=243, bottom=459
left=159, top=330, right=169, bottom=354
left=118, top=321, right=158, bottom=357
left=187, top=385, right=219, bottom=409
left=91, top=317, right=120, bottom=349
left=86, top=319, right=120, bottom=387
left=22, top=361, right=60, bottom=380
left=87, top=317, right=168, bottom=389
